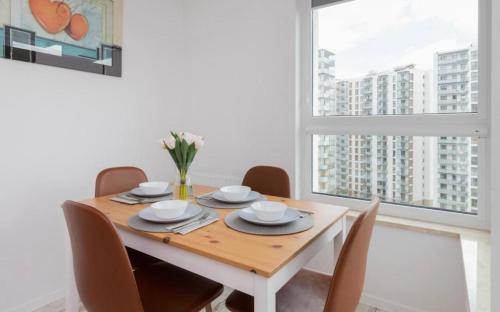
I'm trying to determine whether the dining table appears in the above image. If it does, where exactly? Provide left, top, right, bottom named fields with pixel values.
left=65, top=184, right=349, bottom=312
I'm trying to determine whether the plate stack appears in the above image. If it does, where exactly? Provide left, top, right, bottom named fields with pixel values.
left=196, top=185, right=266, bottom=209
left=125, top=182, right=218, bottom=234
left=223, top=200, right=314, bottom=236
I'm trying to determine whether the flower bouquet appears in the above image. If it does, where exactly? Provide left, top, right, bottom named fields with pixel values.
left=161, top=132, right=204, bottom=200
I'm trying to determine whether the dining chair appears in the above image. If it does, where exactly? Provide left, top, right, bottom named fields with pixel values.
left=63, top=200, right=223, bottom=312
left=242, top=166, right=291, bottom=198
left=95, top=166, right=160, bottom=269
left=225, top=198, right=380, bottom=312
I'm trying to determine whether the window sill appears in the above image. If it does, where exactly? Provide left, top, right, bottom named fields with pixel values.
left=346, top=210, right=488, bottom=239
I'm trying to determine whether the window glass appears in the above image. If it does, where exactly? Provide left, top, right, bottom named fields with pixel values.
left=313, top=0, right=479, bottom=116
left=312, top=135, right=479, bottom=214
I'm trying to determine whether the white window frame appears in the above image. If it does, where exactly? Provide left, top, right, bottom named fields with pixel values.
left=296, top=0, right=492, bottom=229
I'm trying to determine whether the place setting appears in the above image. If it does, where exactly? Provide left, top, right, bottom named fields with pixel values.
left=224, top=200, right=314, bottom=236
left=110, top=181, right=174, bottom=204
left=127, top=199, right=219, bottom=234
left=196, top=185, right=266, bottom=209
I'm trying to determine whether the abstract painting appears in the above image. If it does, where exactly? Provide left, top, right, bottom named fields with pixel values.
left=0, top=0, right=122, bottom=77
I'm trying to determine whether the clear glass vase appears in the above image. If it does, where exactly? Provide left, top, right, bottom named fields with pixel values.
left=175, top=169, right=192, bottom=200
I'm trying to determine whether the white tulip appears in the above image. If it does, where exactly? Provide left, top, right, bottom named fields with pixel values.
left=159, top=139, right=167, bottom=149
left=183, top=132, right=196, bottom=145
left=194, top=136, right=205, bottom=150
left=163, top=136, right=176, bottom=149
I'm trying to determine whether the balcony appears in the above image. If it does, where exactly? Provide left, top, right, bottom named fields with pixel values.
left=439, top=77, right=469, bottom=84
left=438, top=68, right=469, bottom=75
left=438, top=57, right=468, bottom=65
left=438, top=99, right=469, bottom=105
left=439, top=178, right=468, bottom=186
left=438, top=91, right=469, bottom=98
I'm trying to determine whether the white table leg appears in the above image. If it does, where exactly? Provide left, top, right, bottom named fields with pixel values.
left=65, top=232, right=80, bottom=312
left=254, top=275, right=276, bottom=312
left=333, top=216, right=347, bottom=266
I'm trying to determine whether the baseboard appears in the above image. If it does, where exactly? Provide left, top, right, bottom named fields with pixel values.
left=7, top=278, right=426, bottom=312
left=302, top=266, right=333, bottom=276
left=4, top=288, right=65, bottom=312
left=360, top=293, right=429, bottom=312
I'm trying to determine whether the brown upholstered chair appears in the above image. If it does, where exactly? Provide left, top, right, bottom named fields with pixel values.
left=63, top=200, right=223, bottom=312
left=242, top=166, right=291, bottom=198
left=225, top=198, right=380, bottom=312
left=95, top=166, right=160, bottom=269
left=95, top=166, right=148, bottom=198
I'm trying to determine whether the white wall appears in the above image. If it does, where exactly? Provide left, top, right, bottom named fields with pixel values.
left=0, top=1, right=186, bottom=310
left=306, top=221, right=469, bottom=312
left=183, top=0, right=297, bottom=188
left=490, top=0, right=499, bottom=311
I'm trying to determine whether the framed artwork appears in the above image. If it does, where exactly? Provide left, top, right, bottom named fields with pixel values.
left=0, top=0, right=122, bottom=77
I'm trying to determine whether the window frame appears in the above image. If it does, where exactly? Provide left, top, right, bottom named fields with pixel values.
left=297, top=0, right=492, bottom=229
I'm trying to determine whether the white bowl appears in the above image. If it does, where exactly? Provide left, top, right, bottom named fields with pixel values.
left=139, top=181, right=169, bottom=195
left=151, top=200, right=189, bottom=219
left=220, top=185, right=251, bottom=201
left=251, top=201, right=288, bottom=221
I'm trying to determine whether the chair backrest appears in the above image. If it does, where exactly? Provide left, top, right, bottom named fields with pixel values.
left=242, top=166, right=291, bottom=198
left=95, top=166, right=148, bottom=197
left=324, top=199, right=380, bottom=312
left=62, top=201, right=144, bottom=312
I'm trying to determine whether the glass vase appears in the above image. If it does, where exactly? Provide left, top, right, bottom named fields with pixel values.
left=175, top=169, right=191, bottom=200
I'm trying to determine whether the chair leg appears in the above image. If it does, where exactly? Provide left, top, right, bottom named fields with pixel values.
left=205, top=304, right=213, bottom=312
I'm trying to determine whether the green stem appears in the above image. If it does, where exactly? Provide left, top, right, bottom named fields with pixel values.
left=178, top=168, right=189, bottom=200
left=179, top=168, right=187, bottom=184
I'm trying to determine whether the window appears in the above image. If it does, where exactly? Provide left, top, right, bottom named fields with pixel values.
left=301, top=0, right=490, bottom=228
left=313, top=135, right=479, bottom=214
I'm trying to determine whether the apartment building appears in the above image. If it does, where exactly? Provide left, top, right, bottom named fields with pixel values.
left=314, top=51, right=430, bottom=206
left=435, top=46, right=478, bottom=213
left=315, top=49, right=336, bottom=116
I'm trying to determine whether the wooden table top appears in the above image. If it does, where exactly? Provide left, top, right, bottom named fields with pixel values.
left=79, top=184, right=349, bottom=277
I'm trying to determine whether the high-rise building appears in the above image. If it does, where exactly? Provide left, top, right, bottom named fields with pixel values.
left=315, top=46, right=478, bottom=213
left=314, top=49, right=336, bottom=116
left=435, top=45, right=478, bottom=213
left=314, top=49, right=431, bottom=206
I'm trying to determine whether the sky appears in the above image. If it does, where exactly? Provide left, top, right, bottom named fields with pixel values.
left=317, top=0, right=478, bottom=78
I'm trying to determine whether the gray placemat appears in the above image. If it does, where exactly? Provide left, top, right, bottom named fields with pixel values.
left=128, top=208, right=217, bottom=233
left=224, top=210, right=313, bottom=236
left=111, top=193, right=173, bottom=205
left=196, top=195, right=266, bottom=209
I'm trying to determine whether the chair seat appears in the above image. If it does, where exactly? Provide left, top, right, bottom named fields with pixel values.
left=134, top=262, right=224, bottom=312
left=126, top=247, right=161, bottom=269
left=226, top=269, right=331, bottom=312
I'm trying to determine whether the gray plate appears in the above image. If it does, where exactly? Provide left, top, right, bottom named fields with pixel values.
left=224, top=210, right=313, bottom=236
left=130, top=187, right=172, bottom=198
left=138, top=204, right=202, bottom=223
left=196, top=196, right=266, bottom=209
left=128, top=208, right=218, bottom=233
left=238, top=208, right=301, bottom=225
left=212, top=191, right=262, bottom=203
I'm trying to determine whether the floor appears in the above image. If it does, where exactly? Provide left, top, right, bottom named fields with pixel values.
left=34, top=287, right=383, bottom=312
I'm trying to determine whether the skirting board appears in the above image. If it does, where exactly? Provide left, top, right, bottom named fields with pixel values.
left=360, top=293, right=429, bottom=312
left=11, top=289, right=426, bottom=312
left=4, top=288, right=65, bottom=312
